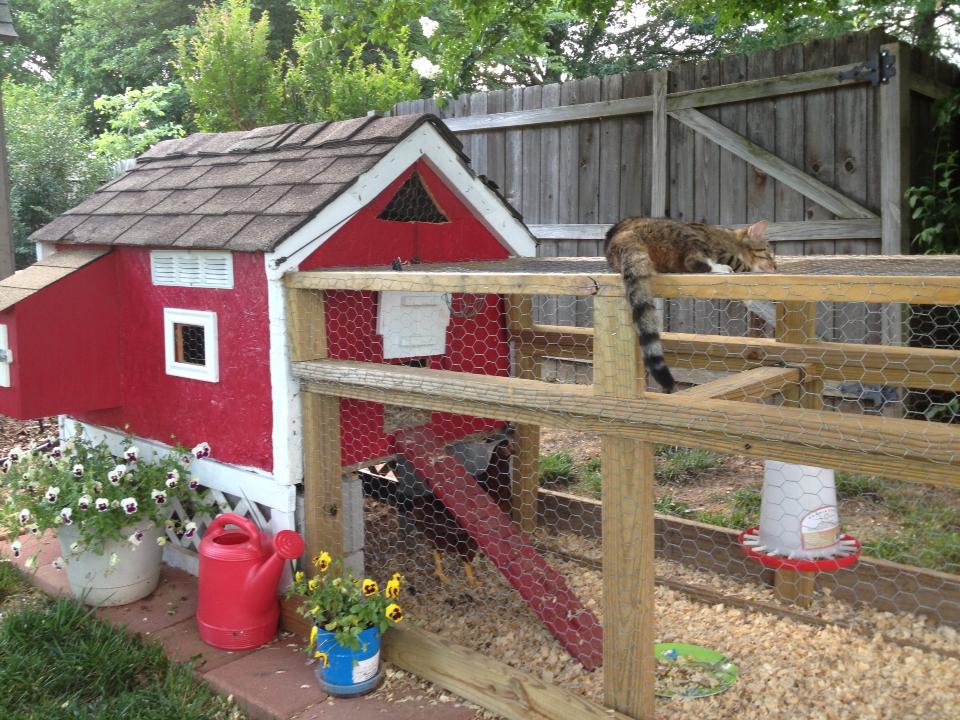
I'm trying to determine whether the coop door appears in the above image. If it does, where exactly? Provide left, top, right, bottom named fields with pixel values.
left=377, top=291, right=450, bottom=360
left=0, top=325, right=11, bottom=387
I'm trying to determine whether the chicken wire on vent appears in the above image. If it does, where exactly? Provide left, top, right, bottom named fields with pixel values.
left=296, top=256, right=960, bottom=716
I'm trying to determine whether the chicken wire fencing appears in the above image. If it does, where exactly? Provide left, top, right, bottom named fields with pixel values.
left=289, top=256, right=960, bottom=717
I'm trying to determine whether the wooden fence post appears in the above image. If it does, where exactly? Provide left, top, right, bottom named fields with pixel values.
left=508, top=294, right=541, bottom=534
left=879, top=42, right=911, bottom=256
left=594, top=293, right=655, bottom=719
left=286, top=287, right=343, bottom=564
left=651, top=69, right=669, bottom=218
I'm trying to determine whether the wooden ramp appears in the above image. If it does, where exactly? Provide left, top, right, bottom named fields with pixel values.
left=394, top=427, right=604, bottom=670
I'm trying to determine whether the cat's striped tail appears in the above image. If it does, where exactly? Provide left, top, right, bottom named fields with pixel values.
left=616, top=244, right=675, bottom=393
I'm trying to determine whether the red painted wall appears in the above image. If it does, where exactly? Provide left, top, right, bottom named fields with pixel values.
left=300, top=161, right=512, bottom=467
left=76, top=247, right=274, bottom=471
left=0, top=254, right=122, bottom=419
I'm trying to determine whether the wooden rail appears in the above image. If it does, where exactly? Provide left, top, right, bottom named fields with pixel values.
left=518, top=326, right=960, bottom=392
left=285, top=269, right=960, bottom=305
left=293, top=360, right=960, bottom=487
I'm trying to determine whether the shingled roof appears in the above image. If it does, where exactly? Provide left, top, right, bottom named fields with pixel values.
left=31, top=114, right=487, bottom=253
left=0, top=1, right=17, bottom=43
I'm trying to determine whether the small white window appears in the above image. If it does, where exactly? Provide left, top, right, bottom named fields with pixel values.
left=0, top=324, right=11, bottom=388
left=151, top=250, right=233, bottom=289
left=377, top=291, right=450, bottom=360
left=163, top=308, right=219, bottom=382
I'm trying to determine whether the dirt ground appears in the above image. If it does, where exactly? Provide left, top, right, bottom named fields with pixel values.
left=363, top=494, right=960, bottom=720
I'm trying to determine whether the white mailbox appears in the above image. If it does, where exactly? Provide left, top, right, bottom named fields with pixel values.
left=377, top=291, right=451, bottom=360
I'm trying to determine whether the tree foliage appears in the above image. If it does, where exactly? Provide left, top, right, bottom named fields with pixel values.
left=283, top=1, right=422, bottom=120
left=3, top=81, right=113, bottom=266
left=92, top=84, right=186, bottom=160
left=174, top=0, right=285, bottom=131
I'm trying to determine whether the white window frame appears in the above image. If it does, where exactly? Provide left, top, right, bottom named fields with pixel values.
left=163, top=308, right=219, bottom=383
left=0, top=324, right=11, bottom=388
left=151, top=250, right=234, bottom=290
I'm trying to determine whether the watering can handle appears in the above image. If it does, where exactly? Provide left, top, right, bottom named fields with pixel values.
left=206, top=513, right=260, bottom=546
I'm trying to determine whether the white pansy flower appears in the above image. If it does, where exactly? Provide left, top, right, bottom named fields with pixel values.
left=121, top=497, right=138, bottom=515
left=95, top=497, right=110, bottom=512
left=72, top=464, right=84, bottom=477
left=52, top=556, right=64, bottom=570
left=419, top=15, right=439, bottom=38
left=151, top=489, right=167, bottom=505
left=11, top=539, right=21, bottom=557
left=77, top=495, right=92, bottom=510
left=128, top=530, right=143, bottom=546
left=188, top=475, right=200, bottom=490
left=60, top=507, right=73, bottom=525
left=69, top=542, right=81, bottom=554
left=18, top=508, right=30, bottom=525
left=45, top=486, right=60, bottom=503
left=8, top=446, right=23, bottom=462
left=26, top=523, right=39, bottom=535
left=108, top=470, right=121, bottom=485
left=412, top=56, right=440, bottom=80
left=183, top=521, right=198, bottom=539
left=91, top=480, right=103, bottom=494
left=192, top=442, right=211, bottom=459
left=124, top=446, right=139, bottom=462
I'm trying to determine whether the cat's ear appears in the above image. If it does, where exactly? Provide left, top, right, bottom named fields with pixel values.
left=746, top=220, right=769, bottom=238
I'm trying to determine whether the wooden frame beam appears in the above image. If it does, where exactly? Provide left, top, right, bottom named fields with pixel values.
left=529, top=219, right=882, bottom=242
left=677, top=365, right=803, bottom=401
left=519, top=326, right=960, bottom=392
left=669, top=107, right=876, bottom=219
left=293, top=360, right=960, bottom=486
left=285, top=269, right=960, bottom=305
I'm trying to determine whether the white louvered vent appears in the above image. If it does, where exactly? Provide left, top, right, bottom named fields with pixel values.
left=150, top=251, right=234, bottom=289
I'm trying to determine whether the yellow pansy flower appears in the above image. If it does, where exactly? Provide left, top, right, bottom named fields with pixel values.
left=361, top=579, right=378, bottom=597
left=385, top=578, right=401, bottom=599
left=307, top=577, right=320, bottom=591
left=313, top=551, right=332, bottom=572
left=294, top=571, right=304, bottom=583
left=385, top=603, right=404, bottom=622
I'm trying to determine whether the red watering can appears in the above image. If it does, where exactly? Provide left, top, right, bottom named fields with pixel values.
left=197, top=513, right=304, bottom=650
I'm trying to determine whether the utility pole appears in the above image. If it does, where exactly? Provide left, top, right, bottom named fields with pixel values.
left=0, top=1, right=17, bottom=278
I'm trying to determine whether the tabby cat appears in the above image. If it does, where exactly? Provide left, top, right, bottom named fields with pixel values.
left=604, top=217, right=777, bottom=393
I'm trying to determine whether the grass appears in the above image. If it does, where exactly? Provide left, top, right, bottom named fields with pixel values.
left=0, top=596, right=243, bottom=720
left=539, top=446, right=723, bottom=499
left=538, top=451, right=576, bottom=485
left=694, top=485, right=762, bottom=530
left=654, top=445, right=723, bottom=485
left=0, top=560, right=21, bottom=600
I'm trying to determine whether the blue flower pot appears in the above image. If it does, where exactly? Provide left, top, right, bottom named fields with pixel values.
left=313, top=625, right=383, bottom=697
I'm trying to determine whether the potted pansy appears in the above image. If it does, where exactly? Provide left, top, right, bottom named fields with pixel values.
left=0, top=428, right=211, bottom=606
left=288, top=552, right=405, bottom=697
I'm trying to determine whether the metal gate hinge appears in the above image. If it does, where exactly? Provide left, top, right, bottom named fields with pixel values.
left=837, top=48, right=897, bottom=86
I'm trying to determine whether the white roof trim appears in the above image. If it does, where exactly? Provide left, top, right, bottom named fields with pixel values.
left=268, top=123, right=536, bottom=274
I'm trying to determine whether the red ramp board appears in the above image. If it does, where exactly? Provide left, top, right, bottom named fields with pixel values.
left=394, top=428, right=603, bottom=670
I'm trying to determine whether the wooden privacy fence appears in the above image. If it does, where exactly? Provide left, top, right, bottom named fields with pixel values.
left=393, top=31, right=960, bottom=339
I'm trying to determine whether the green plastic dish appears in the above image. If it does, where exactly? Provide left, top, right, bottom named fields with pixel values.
left=654, top=642, right=739, bottom=698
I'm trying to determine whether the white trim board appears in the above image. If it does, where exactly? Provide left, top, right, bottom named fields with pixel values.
left=60, top=417, right=295, bottom=511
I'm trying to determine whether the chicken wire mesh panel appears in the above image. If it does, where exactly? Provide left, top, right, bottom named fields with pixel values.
left=291, top=255, right=960, bottom=715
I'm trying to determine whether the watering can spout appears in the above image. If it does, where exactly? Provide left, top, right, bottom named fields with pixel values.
left=249, top=529, right=305, bottom=595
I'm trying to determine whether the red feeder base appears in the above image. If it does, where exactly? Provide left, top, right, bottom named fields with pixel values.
left=737, top=526, right=861, bottom=572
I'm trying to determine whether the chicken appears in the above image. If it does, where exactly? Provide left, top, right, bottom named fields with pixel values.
left=384, top=426, right=517, bottom=588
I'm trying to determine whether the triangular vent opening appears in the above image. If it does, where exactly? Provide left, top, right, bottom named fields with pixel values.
left=377, top=171, right=448, bottom=223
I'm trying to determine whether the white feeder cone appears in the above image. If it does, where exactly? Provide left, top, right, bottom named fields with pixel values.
left=758, top=461, right=841, bottom=560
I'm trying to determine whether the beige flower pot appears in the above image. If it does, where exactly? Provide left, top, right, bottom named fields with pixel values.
left=57, top=522, right=164, bottom=607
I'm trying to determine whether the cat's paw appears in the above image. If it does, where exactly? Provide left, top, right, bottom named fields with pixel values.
left=711, top=264, right=734, bottom=274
